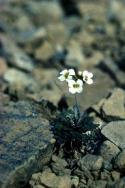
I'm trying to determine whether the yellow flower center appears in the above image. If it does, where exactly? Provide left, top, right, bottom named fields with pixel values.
left=84, top=76, right=88, bottom=81
left=73, top=84, right=79, bottom=88
left=65, top=72, right=69, bottom=78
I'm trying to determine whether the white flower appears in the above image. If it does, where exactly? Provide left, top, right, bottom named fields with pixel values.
left=68, top=79, right=83, bottom=94
left=85, top=130, right=91, bottom=135
left=58, top=69, right=75, bottom=82
left=78, top=71, right=82, bottom=76
left=82, top=70, right=93, bottom=85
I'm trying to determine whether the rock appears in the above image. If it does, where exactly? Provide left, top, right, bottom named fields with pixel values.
left=0, top=100, right=55, bottom=188
left=74, top=168, right=93, bottom=180
left=27, top=1, right=63, bottom=25
left=51, top=155, right=70, bottom=176
left=102, top=88, right=125, bottom=120
left=29, top=172, right=43, bottom=188
left=107, top=178, right=125, bottom=188
left=57, top=176, right=72, bottom=188
left=111, top=171, right=120, bottom=181
left=78, top=154, right=103, bottom=171
left=35, top=41, right=55, bottom=61
left=51, top=155, right=68, bottom=168
left=32, top=68, right=62, bottom=105
left=101, top=121, right=125, bottom=149
left=39, top=169, right=59, bottom=188
left=46, top=23, right=68, bottom=47
left=13, top=15, right=34, bottom=33
left=32, top=185, right=45, bottom=188
left=18, top=27, right=47, bottom=46
left=65, top=40, right=85, bottom=68
left=0, top=57, right=8, bottom=76
left=108, top=0, right=125, bottom=27
left=77, top=1, right=106, bottom=21
left=114, top=150, right=125, bottom=172
left=71, top=176, right=79, bottom=188
left=31, top=168, right=71, bottom=188
left=100, top=170, right=111, bottom=181
left=0, top=35, right=34, bottom=72
left=0, top=93, right=10, bottom=105
left=99, top=58, right=125, bottom=86
left=89, top=180, right=107, bottom=188
left=99, top=140, right=120, bottom=163
left=4, top=68, right=37, bottom=92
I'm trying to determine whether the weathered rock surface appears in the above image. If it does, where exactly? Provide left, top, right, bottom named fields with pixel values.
left=30, top=168, right=71, bottom=188
left=114, top=150, right=125, bottom=172
left=0, top=100, right=55, bottom=188
left=92, top=88, right=125, bottom=121
left=99, top=58, right=125, bottom=86
left=78, top=154, right=103, bottom=171
left=4, top=68, right=37, bottom=91
left=99, top=140, right=120, bottom=170
left=0, top=35, right=34, bottom=72
left=102, top=88, right=125, bottom=120
left=101, top=121, right=125, bottom=149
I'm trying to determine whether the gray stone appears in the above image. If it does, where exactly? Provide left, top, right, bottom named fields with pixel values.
left=4, top=68, right=38, bottom=92
left=71, top=176, right=79, bottom=188
left=108, top=0, right=125, bottom=28
left=89, top=180, right=107, bottom=188
left=111, top=171, right=120, bottom=181
left=27, top=1, right=63, bottom=25
left=52, top=155, right=68, bottom=168
left=100, top=171, right=111, bottom=181
left=107, top=178, right=125, bottom=188
left=78, top=154, right=103, bottom=171
left=74, top=168, right=93, bottom=180
left=46, top=23, right=68, bottom=47
left=99, top=140, right=120, bottom=162
left=35, top=41, right=55, bottom=61
left=102, top=88, right=125, bottom=120
left=100, top=58, right=125, bottom=86
left=51, top=155, right=70, bottom=176
left=0, top=35, right=34, bottom=72
left=101, top=121, right=125, bottom=149
left=114, top=150, right=125, bottom=171
left=30, top=168, right=71, bottom=188
left=0, top=100, right=55, bottom=188
left=0, top=57, right=8, bottom=76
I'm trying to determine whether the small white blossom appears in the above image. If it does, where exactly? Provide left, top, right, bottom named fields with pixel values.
left=82, top=70, right=93, bottom=85
left=68, top=79, right=83, bottom=94
left=85, top=130, right=91, bottom=135
left=58, top=69, right=75, bottom=82
left=78, top=71, right=82, bottom=76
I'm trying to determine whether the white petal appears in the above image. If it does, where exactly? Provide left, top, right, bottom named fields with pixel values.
left=86, top=78, right=93, bottom=85
left=78, top=71, right=82, bottom=76
left=83, top=70, right=89, bottom=76
left=77, top=79, right=83, bottom=86
left=76, top=86, right=83, bottom=93
left=68, top=69, right=75, bottom=75
left=58, top=75, right=65, bottom=81
left=88, top=72, right=93, bottom=78
left=60, top=69, right=68, bottom=75
left=69, top=87, right=76, bottom=94
left=83, top=70, right=93, bottom=78
left=67, top=79, right=75, bottom=87
left=66, top=75, right=73, bottom=81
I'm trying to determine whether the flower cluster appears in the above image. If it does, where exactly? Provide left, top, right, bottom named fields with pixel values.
left=58, top=69, right=93, bottom=94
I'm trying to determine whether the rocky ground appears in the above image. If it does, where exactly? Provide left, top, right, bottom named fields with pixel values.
left=0, top=0, right=125, bottom=188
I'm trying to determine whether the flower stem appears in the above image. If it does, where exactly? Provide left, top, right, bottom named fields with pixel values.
left=74, top=94, right=80, bottom=121
left=75, top=94, right=78, bottom=108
